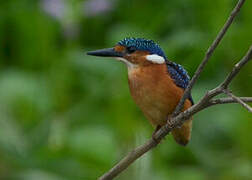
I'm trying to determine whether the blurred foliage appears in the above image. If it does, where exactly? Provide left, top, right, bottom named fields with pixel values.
left=0, top=0, right=252, bottom=179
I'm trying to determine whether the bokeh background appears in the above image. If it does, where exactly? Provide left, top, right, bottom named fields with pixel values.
left=0, top=0, right=252, bottom=179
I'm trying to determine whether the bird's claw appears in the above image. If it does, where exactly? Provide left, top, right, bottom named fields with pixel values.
left=167, top=116, right=176, bottom=129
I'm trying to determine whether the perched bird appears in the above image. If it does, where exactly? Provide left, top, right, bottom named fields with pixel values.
left=87, top=38, right=193, bottom=146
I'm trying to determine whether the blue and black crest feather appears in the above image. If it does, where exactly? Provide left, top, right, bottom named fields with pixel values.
left=118, top=38, right=167, bottom=60
left=118, top=37, right=193, bottom=104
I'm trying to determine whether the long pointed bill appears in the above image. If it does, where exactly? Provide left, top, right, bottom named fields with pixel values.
left=86, top=48, right=123, bottom=57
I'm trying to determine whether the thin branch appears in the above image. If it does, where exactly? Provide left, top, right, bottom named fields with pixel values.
left=98, top=1, right=249, bottom=179
left=173, top=0, right=246, bottom=116
left=221, top=45, right=252, bottom=88
left=99, top=139, right=158, bottom=180
left=223, top=90, right=252, bottom=113
left=209, top=97, right=252, bottom=106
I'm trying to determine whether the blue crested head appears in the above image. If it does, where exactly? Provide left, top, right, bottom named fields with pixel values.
left=119, top=38, right=191, bottom=93
left=118, top=38, right=167, bottom=60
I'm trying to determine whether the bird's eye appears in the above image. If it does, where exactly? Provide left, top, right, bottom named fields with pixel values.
left=127, top=46, right=136, bottom=53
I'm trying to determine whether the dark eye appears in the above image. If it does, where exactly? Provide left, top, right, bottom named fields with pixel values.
left=127, top=46, right=136, bottom=53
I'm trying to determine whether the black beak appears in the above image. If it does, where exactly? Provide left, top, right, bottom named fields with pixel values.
left=86, top=48, right=123, bottom=57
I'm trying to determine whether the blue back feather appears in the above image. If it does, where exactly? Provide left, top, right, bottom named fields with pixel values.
left=167, top=62, right=194, bottom=104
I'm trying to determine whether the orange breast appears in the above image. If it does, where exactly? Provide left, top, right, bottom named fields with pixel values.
left=128, top=64, right=192, bottom=126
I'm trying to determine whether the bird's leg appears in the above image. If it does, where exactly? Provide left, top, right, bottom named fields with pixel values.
left=152, top=125, right=161, bottom=143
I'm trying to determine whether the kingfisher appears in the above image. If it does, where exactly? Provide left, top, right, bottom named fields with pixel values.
left=87, top=38, right=194, bottom=146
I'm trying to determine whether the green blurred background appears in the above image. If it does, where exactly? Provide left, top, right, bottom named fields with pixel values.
left=0, top=0, right=252, bottom=179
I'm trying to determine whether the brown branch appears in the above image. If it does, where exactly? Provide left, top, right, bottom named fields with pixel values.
left=223, top=90, right=252, bottom=113
left=98, top=1, right=249, bottom=179
left=208, top=97, right=252, bottom=106
left=98, top=139, right=158, bottom=180
left=173, top=0, right=246, bottom=116
left=221, top=45, right=252, bottom=88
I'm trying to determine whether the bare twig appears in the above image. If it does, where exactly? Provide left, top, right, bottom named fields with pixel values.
left=223, top=89, right=252, bottom=113
left=98, top=1, right=250, bottom=179
left=99, top=139, right=158, bottom=180
left=221, top=45, right=252, bottom=88
left=208, top=97, right=252, bottom=106
left=173, top=0, right=246, bottom=116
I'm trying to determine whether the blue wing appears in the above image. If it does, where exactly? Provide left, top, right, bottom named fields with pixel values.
left=166, top=62, right=194, bottom=105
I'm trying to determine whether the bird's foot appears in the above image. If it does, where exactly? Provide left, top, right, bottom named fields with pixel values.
left=166, top=115, right=178, bottom=129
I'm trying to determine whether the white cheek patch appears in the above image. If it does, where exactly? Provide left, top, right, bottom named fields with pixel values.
left=146, top=54, right=165, bottom=64
left=116, top=57, right=137, bottom=69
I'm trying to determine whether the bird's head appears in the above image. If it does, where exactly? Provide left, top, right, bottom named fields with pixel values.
left=87, top=38, right=167, bottom=68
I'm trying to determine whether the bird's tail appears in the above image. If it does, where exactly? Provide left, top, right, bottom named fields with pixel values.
left=171, top=118, right=192, bottom=146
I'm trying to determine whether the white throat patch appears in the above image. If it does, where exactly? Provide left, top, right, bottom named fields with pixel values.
left=146, top=54, right=165, bottom=64
left=116, top=57, right=137, bottom=69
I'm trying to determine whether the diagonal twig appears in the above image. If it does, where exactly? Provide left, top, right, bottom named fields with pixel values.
left=208, top=97, right=252, bottom=106
left=173, top=0, right=246, bottom=116
left=223, top=89, right=252, bottom=113
left=221, top=45, right=252, bottom=88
